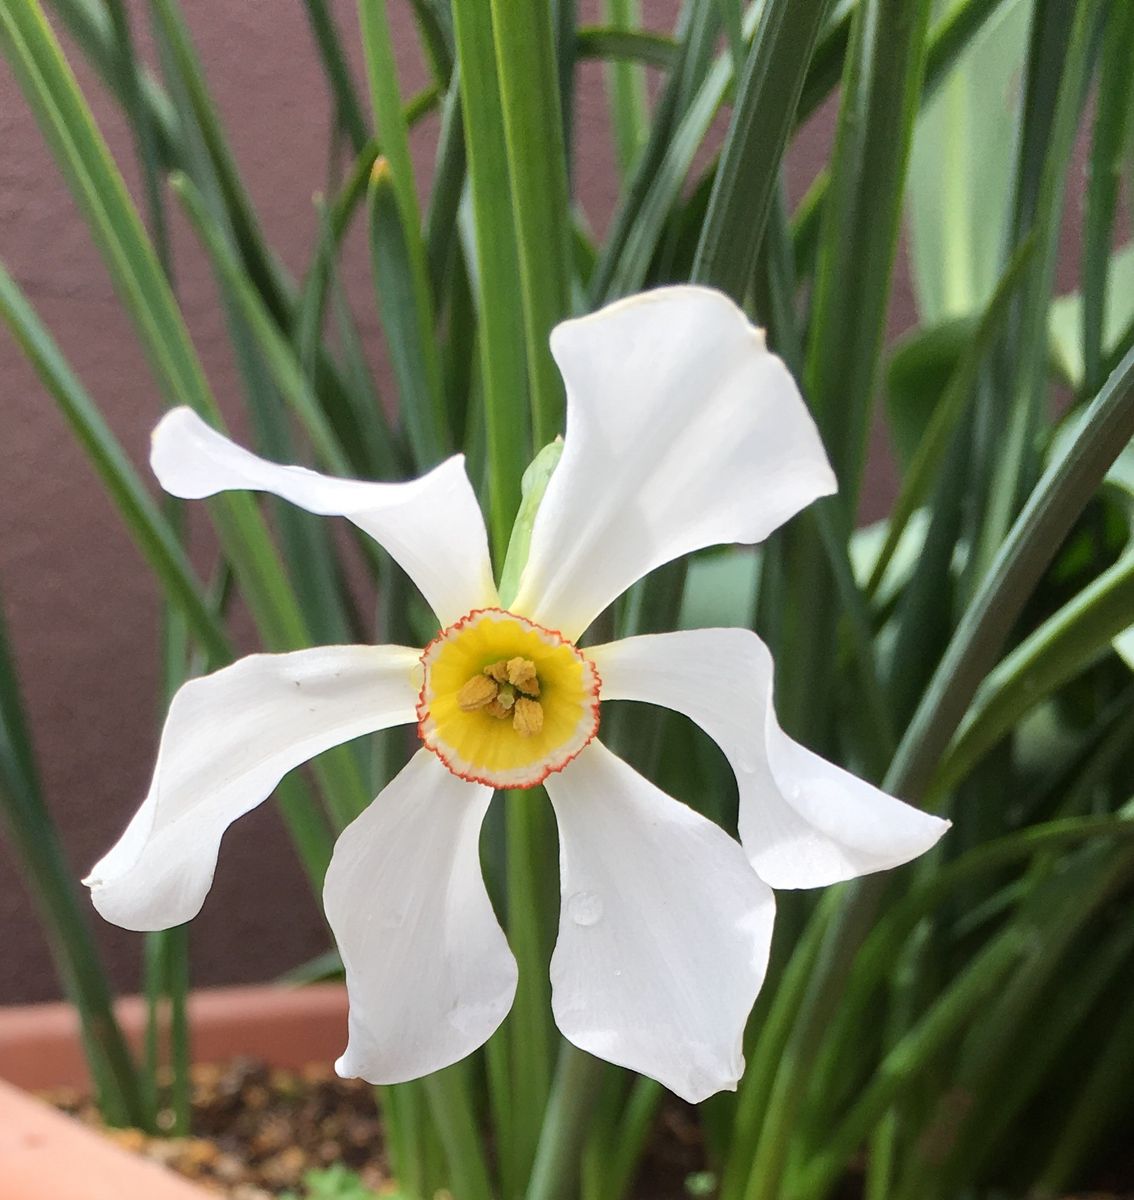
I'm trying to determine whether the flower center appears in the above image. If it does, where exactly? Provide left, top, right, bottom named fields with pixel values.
left=417, top=609, right=601, bottom=789
left=456, top=655, right=545, bottom=735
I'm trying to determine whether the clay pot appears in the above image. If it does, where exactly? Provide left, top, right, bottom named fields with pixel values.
left=0, top=984, right=348, bottom=1199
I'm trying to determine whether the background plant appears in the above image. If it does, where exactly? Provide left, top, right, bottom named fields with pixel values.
left=1, top=0, right=1133, bottom=1199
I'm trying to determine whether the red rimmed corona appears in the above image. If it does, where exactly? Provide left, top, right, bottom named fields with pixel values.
left=417, top=609, right=601, bottom=789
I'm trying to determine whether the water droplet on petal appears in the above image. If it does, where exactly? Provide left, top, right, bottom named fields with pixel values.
left=568, top=890, right=604, bottom=927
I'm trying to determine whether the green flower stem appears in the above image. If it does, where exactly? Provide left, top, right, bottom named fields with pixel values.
left=103, top=0, right=170, bottom=276
left=805, top=0, right=932, bottom=504
left=595, top=1076, right=664, bottom=1200
left=140, top=571, right=195, bottom=1138
left=300, top=197, right=402, bottom=481
left=589, top=0, right=718, bottom=303
left=39, top=0, right=177, bottom=154
left=451, top=0, right=530, bottom=559
left=733, top=888, right=880, bottom=1200
left=377, top=1082, right=425, bottom=1198
left=487, top=0, right=572, bottom=446
left=506, top=789, right=557, bottom=1187
left=422, top=1066, right=496, bottom=1200
left=366, top=158, right=449, bottom=470
left=603, top=0, right=649, bottom=178
left=141, top=930, right=163, bottom=1119
left=576, top=25, right=676, bottom=69
left=299, top=0, right=371, bottom=151
left=691, top=0, right=828, bottom=302
left=142, top=926, right=191, bottom=1136
left=423, top=77, right=467, bottom=302
left=778, top=0, right=931, bottom=757
left=356, top=0, right=421, bottom=259
left=969, top=0, right=1104, bottom=588
left=802, top=0, right=1009, bottom=128
left=525, top=1044, right=608, bottom=1200
left=484, top=1023, right=515, bottom=1200
left=357, top=0, right=449, bottom=469
left=811, top=504, right=896, bottom=775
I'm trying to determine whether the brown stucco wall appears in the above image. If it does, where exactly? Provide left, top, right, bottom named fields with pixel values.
left=0, top=1, right=1033, bottom=1005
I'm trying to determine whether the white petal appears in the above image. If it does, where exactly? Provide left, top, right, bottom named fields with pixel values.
left=85, top=645, right=422, bottom=930
left=326, top=750, right=516, bottom=1084
left=152, top=408, right=498, bottom=627
left=592, top=629, right=950, bottom=889
left=511, top=287, right=836, bottom=639
left=545, top=741, right=774, bottom=1103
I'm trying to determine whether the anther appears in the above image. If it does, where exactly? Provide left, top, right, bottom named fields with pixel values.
left=506, top=657, right=540, bottom=696
left=457, top=674, right=498, bottom=712
left=513, top=697, right=544, bottom=737
left=484, top=661, right=511, bottom=684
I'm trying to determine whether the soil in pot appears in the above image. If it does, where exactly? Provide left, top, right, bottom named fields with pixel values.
left=44, top=1062, right=1134, bottom=1200
left=47, top=1059, right=389, bottom=1199
left=45, top=1057, right=708, bottom=1199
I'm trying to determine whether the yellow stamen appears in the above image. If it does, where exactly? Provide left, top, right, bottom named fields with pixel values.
left=482, top=655, right=540, bottom=698
left=484, top=660, right=511, bottom=684
left=457, top=673, right=498, bottom=712
left=513, top=697, right=544, bottom=737
left=505, top=657, right=540, bottom=696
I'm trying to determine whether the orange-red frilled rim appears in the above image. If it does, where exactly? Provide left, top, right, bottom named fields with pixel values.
left=417, top=608, right=601, bottom=789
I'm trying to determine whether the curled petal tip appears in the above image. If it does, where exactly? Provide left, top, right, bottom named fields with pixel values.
left=333, top=1054, right=353, bottom=1081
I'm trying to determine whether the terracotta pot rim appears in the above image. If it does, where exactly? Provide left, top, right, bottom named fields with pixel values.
left=0, top=1078, right=215, bottom=1200
left=0, top=981, right=349, bottom=1092
left=0, top=984, right=351, bottom=1200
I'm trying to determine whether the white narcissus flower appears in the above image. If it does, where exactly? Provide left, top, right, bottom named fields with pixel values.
left=85, top=286, right=948, bottom=1104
